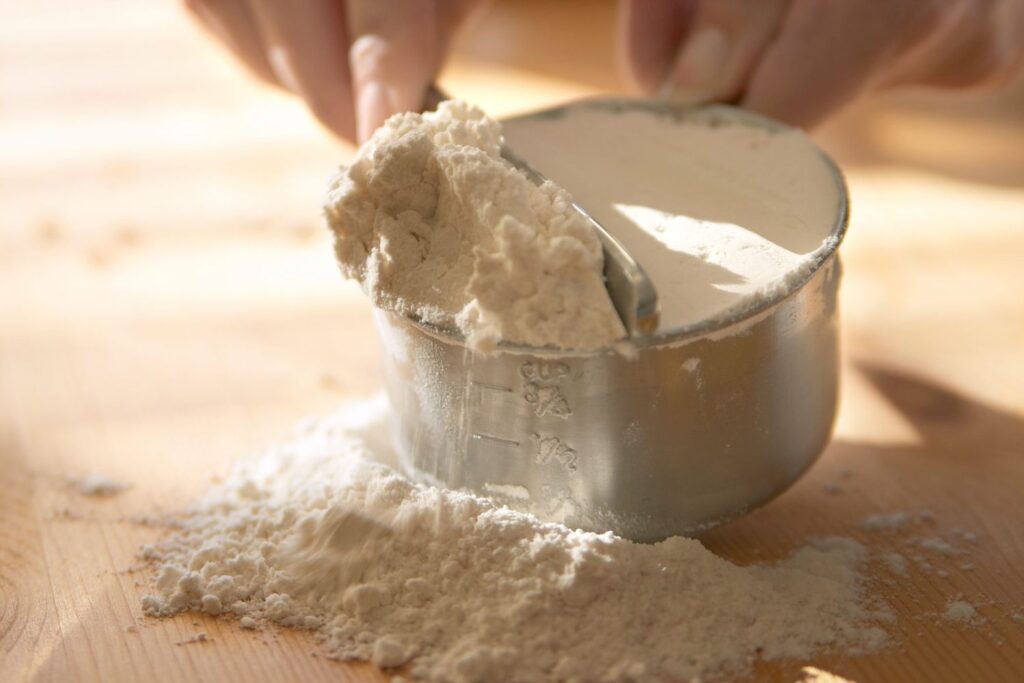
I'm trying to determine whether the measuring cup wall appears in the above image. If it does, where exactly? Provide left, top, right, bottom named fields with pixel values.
left=373, top=256, right=840, bottom=541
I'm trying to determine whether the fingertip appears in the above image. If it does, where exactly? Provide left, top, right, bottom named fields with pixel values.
left=356, top=80, right=394, bottom=142
left=350, top=34, right=430, bottom=141
left=661, top=26, right=731, bottom=104
left=617, top=0, right=694, bottom=93
left=248, top=0, right=358, bottom=141
left=322, top=113, right=359, bottom=143
left=303, top=87, right=358, bottom=142
left=350, top=36, right=393, bottom=142
left=660, top=0, right=789, bottom=107
left=184, top=0, right=279, bottom=87
left=265, top=47, right=356, bottom=140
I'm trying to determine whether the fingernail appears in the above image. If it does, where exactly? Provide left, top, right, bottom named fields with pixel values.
left=660, top=27, right=731, bottom=104
left=357, top=80, right=393, bottom=142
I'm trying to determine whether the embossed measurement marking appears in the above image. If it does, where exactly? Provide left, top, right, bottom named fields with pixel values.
left=467, top=381, right=522, bottom=450
left=519, top=361, right=570, bottom=382
left=471, top=433, right=520, bottom=447
left=519, top=360, right=573, bottom=419
left=471, top=380, right=513, bottom=393
left=530, top=433, right=577, bottom=472
left=523, top=383, right=571, bottom=418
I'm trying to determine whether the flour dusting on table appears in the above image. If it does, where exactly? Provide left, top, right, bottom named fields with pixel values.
left=142, top=397, right=889, bottom=683
left=73, top=473, right=129, bottom=497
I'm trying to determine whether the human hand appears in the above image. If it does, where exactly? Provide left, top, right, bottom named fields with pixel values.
left=618, top=0, right=1024, bottom=128
left=184, top=0, right=481, bottom=141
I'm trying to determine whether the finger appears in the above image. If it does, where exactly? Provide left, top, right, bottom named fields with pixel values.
left=742, top=1, right=926, bottom=128
left=249, top=0, right=356, bottom=140
left=433, top=0, right=485, bottom=57
left=182, top=0, right=277, bottom=85
left=347, top=0, right=439, bottom=142
left=661, top=0, right=788, bottom=104
left=617, top=0, right=696, bottom=94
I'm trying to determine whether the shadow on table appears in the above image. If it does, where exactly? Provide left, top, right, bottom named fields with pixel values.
left=702, top=360, right=1024, bottom=552
left=700, top=360, right=1024, bottom=683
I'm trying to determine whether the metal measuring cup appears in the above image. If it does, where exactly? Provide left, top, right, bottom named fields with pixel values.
left=374, top=98, right=849, bottom=542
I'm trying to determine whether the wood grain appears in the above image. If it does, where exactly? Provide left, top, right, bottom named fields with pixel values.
left=2, top=1, right=1023, bottom=681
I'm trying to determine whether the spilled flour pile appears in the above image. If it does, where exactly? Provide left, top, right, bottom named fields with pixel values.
left=142, top=397, right=888, bottom=682
left=322, top=100, right=624, bottom=351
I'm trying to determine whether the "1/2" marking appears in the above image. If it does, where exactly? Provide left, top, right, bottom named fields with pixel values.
left=531, top=433, right=578, bottom=472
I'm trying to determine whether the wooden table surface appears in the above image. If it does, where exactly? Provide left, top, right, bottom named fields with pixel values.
left=2, top=2, right=1023, bottom=682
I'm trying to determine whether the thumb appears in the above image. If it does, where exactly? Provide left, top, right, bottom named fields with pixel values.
left=347, top=0, right=439, bottom=142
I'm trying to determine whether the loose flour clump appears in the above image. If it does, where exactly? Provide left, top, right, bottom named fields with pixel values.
left=322, top=100, right=624, bottom=352
left=142, top=396, right=888, bottom=683
left=72, top=473, right=129, bottom=497
left=860, top=512, right=913, bottom=533
left=797, top=667, right=857, bottom=683
left=943, top=599, right=982, bottom=625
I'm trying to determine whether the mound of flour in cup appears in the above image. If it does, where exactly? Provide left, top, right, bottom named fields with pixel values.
left=142, top=396, right=888, bottom=682
left=323, top=100, right=624, bottom=351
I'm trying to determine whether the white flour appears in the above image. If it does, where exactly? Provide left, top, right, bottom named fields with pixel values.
left=860, top=512, right=912, bottom=533
left=323, top=100, right=623, bottom=351
left=797, top=667, right=857, bottom=683
left=72, top=473, right=129, bottom=497
left=502, top=102, right=842, bottom=331
left=919, top=537, right=958, bottom=556
left=882, top=552, right=909, bottom=577
left=142, top=397, right=888, bottom=683
left=943, top=599, right=981, bottom=624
